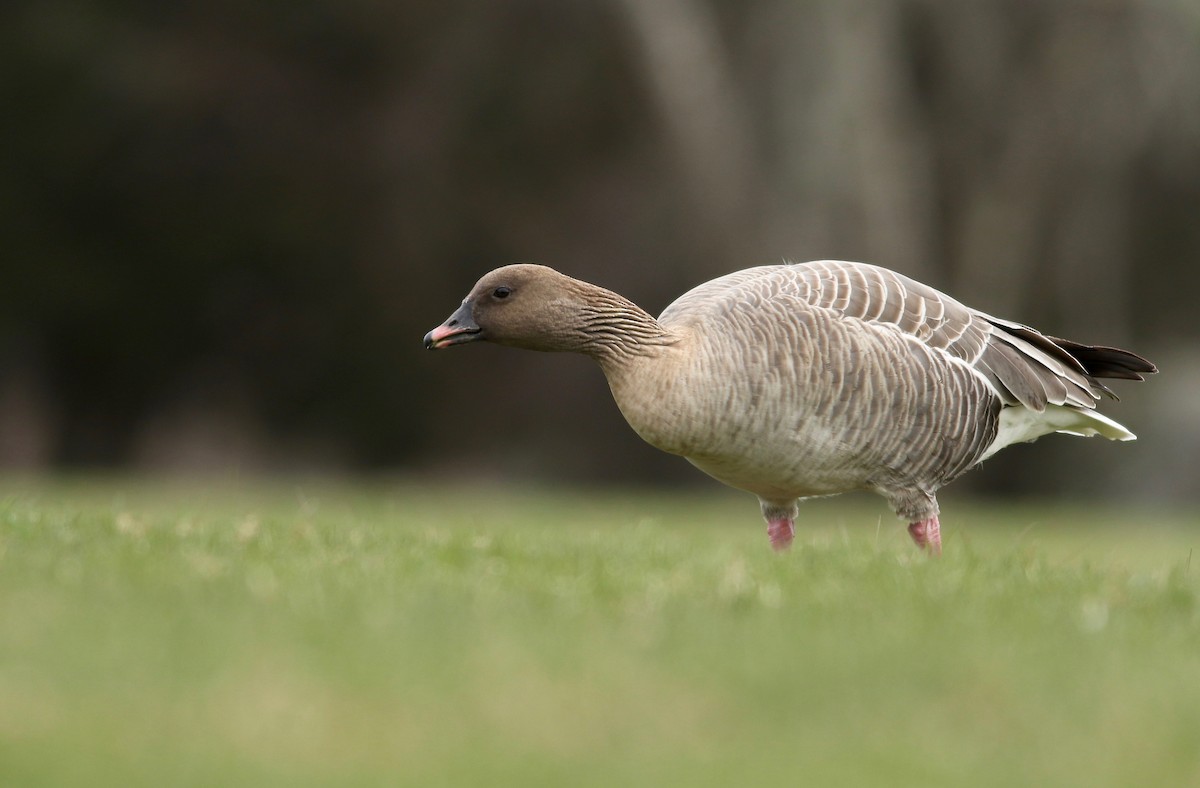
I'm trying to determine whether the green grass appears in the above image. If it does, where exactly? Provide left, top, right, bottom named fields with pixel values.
left=1, top=478, right=1198, bottom=787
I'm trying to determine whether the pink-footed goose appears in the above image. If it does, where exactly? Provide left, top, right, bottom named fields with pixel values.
left=424, top=261, right=1156, bottom=554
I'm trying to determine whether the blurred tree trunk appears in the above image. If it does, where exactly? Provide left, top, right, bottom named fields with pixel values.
left=614, top=0, right=761, bottom=259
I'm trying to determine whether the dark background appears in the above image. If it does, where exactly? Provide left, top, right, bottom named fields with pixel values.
left=2, top=0, right=1197, bottom=502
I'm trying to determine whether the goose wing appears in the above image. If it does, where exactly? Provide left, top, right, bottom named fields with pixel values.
left=778, top=260, right=1129, bottom=412
left=659, top=259, right=1155, bottom=413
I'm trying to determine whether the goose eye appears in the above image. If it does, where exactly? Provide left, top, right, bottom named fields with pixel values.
left=493, top=287, right=512, bottom=299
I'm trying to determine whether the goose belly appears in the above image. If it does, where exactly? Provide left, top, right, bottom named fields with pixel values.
left=683, top=426, right=874, bottom=500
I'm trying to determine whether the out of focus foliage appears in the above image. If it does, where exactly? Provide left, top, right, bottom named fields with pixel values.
left=2, top=1, right=1197, bottom=499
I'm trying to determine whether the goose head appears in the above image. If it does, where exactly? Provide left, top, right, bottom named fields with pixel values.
left=424, top=264, right=644, bottom=354
left=424, top=264, right=584, bottom=352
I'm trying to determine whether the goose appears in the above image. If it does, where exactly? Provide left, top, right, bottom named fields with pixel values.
left=423, top=261, right=1156, bottom=554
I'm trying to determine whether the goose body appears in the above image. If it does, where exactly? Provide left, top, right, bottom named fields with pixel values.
left=425, top=261, right=1155, bottom=553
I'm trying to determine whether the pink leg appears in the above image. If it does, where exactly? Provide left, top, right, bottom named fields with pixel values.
left=907, top=515, right=942, bottom=556
left=766, top=517, right=795, bottom=551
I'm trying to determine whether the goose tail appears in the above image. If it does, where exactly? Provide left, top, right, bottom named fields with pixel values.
left=981, top=404, right=1136, bottom=461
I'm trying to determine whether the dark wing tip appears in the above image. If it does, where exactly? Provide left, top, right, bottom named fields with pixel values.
left=1048, top=337, right=1158, bottom=381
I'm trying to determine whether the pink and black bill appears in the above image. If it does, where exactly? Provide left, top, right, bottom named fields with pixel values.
left=424, top=301, right=481, bottom=349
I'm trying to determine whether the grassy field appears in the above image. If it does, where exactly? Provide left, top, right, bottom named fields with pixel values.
left=0, top=477, right=1197, bottom=787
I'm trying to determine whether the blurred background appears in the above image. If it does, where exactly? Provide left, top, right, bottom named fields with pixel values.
left=2, top=0, right=1197, bottom=502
